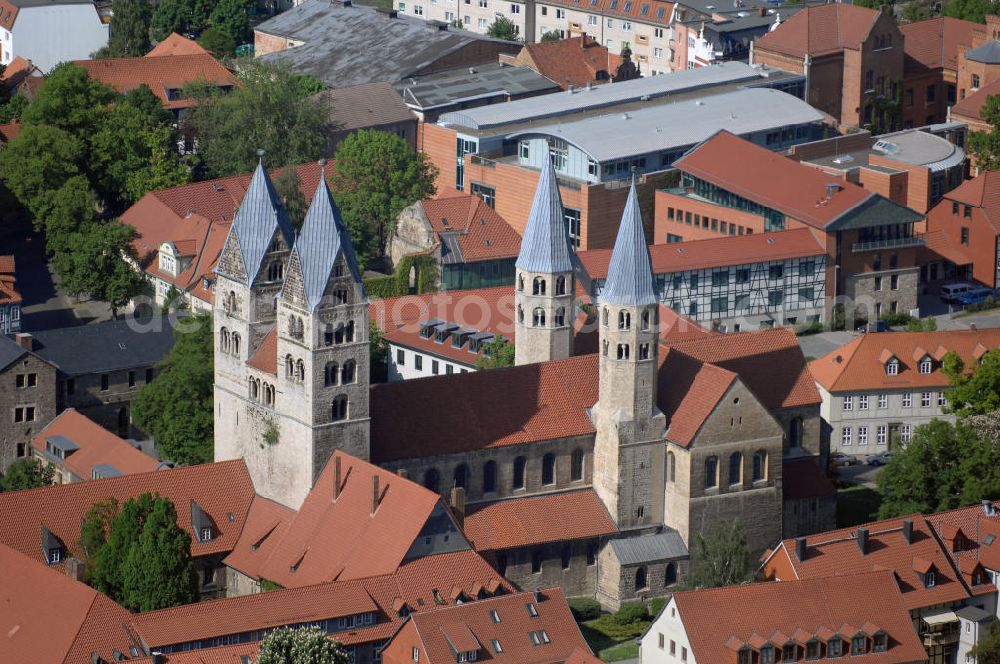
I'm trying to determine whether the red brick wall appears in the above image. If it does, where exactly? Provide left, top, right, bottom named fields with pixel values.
left=869, top=155, right=930, bottom=214
left=927, top=198, right=996, bottom=286
left=653, top=191, right=767, bottom=243
left=857, top=166, right=908, bottom=209
left=254, top=30, right=290, bottom=56
left=420, top=122, right=460, bottom=197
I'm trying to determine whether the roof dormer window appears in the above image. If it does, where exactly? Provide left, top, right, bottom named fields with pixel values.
left=737, top=647, right=752, bottom=664
left=48, top=547, right=62, bottom=564
left=925, top=570, right=936, bottom=587
left=919, top=358, right=933, bottom=374
left=456, top=650, right=478, bottom=662
left=886, top=359, right=898, bottom=376
left=828, top=638, right=843, bottom=657
left=526, top=603, right=538, bottom=617
left=872, top=632, right=887, bottom=652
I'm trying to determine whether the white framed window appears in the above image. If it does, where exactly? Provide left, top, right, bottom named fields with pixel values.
left=555, top=8, right=565, bottom=17
left=859, top=395, right=869, bottom=410
left=654, top=27, right=663, bottom=38
left=919, top=358, right=933, bottom=374
left=877, top=425, right=887, bottom=445
left=607, top=18, right=614, bottom=27
left=414, top=4, right=423, bottom=13
left=588, top=14, right=597, bottom=24
left=412, top=647, right=420, bottom=662
left=902, top=393, right=912, bottom=407
left=886, top=360, right=898, bottom=376
left=478, top=17, right=488, bottom=27
left=938, top=392, right=947, bottom=407
left=842, top=395, right=853, bottom=411
left=654, top=47, right=663, bottom=58
left=841, top=427, right=852, bottom=446
left=858, top=426, right=869, bottom=445
left=622, top=21, right=632, bottom=31
left=519, top=140, right=529, bottom=160
left=445, top=10, right=455, bottom=19
left=901, top=424, right=912, bottom=443
left=878, top=394, right=887, bottom=409
left=511, top=3, right=520, bottom=11
left=921, top=392, right=932, bottom=407
left=606, top=38, right=614, bottom=47
left=463, top=14, right=470, bottom=23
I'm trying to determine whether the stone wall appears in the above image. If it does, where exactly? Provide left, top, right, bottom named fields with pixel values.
left=61, top=365, right=156, bottom=439
left=389, top=203, right=437, bottom=268
left=783, top=494, right=837, bottom=538
left=482, top=537, right=602, bottom=598
left=0, top=353, right=57, bottom=471
left=844, top=266, right=919, bottom=319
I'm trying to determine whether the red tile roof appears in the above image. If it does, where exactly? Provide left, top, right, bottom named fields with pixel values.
left=782, top=457, right=836, bottom=501
left=234, top=451, right=449, bottom=588
left=754, top=3, right=882, bottom=58
left=518, top=35, right=620, bottom=89
left=247, top=326, right=279, bottom=375
left=221, top=494, right=296, bottom=577
left=464, top=490, right=617, bottom=551
left=578, top=228, right=826, bottom=278
left=950, top=77, right=1000, bottom=123
left=566, top=646, right=604, bottom=664
left=763, top=513, right=974, bottom=610
left=942, top=169, right=1000, bottom=234
left=809, top=328, right=1000, bottom=393
left=74, top=54, right=235, bottom=109
left=900, top=16, right=980, bottom=72
left=922, top=502, right=1000, bottom=586
left=674, top=131, right=873, bottom=231
left=0, top=255, right=14, bottom=273
left=658, top=348, right=738, bottom=447
left=674, top=571, right=927, bottom=663
left=419, top=195, right=522, bottom=262
left=383, top=588, right=591, bottom=664
left=31, top=409, right=164, bottom=480
left=0, top=543, right=139, bottom=664
left=0, top=253, right=20, bottom=305
left=0, top=0, right=17, bottom=30
left=146, top=33, right=210, bottom=57
left=0, top=460, right=255, bottom=565
left=134, top=643, right=260, bottom=663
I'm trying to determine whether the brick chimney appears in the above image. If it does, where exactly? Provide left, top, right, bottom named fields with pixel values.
left=371, top=475, right=382, bottom=515
left=15, top=333, right=32, bottom=351
left=450, top=486, right=466, bottom=527
left=397, top=468, right=409, bottom=480
left=333, top=456, right=342, bottom=500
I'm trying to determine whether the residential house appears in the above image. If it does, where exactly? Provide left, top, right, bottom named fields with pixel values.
left=0, top=0, right=108, bottom=72
left=900, top=16, right=980, bottom=127
left=925, top=169, right=1000, bottom=288
left=254, top=0, right=522, bottom=89
left=25, top=316, right=178, bottom=438
left=122, top=162, right=323, bottom=311
left=380, top=588, right=593, bottom=664
left=0, top=54, right=40, bottom=92
left=641, top=571, right=928, bottom=664
left=317, top=81, right=418, bottom=154
left=0, top=333, right=57, bottom=472
left=389, top=194, right=522, bottom=290
left=751, top=3, right=904, bottom=130
left=501, top=34, right=620, bottom=89
left=577, top=228, right=828, bottom=331
left=30, top=409, right=165, bottom=483
left=809, top=328, right=1000, bottom=454
left=655, top=131, right=926, bottom=320
left=0, top=254, right=21, bottom=333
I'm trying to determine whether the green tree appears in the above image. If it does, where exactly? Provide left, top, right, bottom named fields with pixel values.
left=476, top=338, right=515, bottom=369
left=21, top=63, right=115, bottom=139
left=945, top=0, right=999, bottom=23
left=274, top=167, right=308, bottom=231
left=0, top=458, right=55, bottom=491
left=209, top=0, right=253, bottom=44
left=108, top=0, right=153, bottom=56
left=685, top=520, right=755, bottom=589
left=972, top=621, right=1000, bottom=663
left=197, top=26, right=237, bottom=58
left=258, top=627, right=350, bottom=664
left=132, top=312, right=215, bottom=465
left=0, top=94, right=29, bottom=123
left=330, top=129, right=438, bottom=264
left=90, top=494, right=151, bottom=600
left=39, top=176, right=100, bottom=255
left=78, top=498, right=119, bottom=577
left=486, top=16, right=520, bottom=41
left=151, top=0, right=191, bottom=41
left=0, top=124, right=84, bottom=220
left=182, top=60, right=330, bottom=178
left=51, top=222, right=146, bottom=317
left=541, top=30, right=562, bottom=42
left=970, top=95, right=1000, bottom=170
left=942, top=350, right=1000, bottom=417
left=122, top=496, right=199, bottom=611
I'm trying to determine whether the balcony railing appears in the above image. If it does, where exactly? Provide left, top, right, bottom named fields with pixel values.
left=850, top=235, right=926, bottom=253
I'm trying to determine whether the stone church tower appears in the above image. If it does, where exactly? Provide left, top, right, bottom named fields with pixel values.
left=514, top=152, right=575, bottom=366
left=214, top=161, right=370, bottom=508
left=591, top=181, right=666, bottom=530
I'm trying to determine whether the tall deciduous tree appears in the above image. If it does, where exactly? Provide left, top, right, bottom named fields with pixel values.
left=182, top=60, right=330, bottom=178
left=51, top=222, right=146, bottom=317
left=209, top=0, right=253, bottom=44
left=21, top=63, right=115, bottom=140
left=944, top=0, right=999, bottom=23
left=132, top=312, right=215, bottom=465
left=78, top=498, right=119, bottom=577
left=685, top=520, right=755, bottom=589
left=39, top=176, right=100, bottom=255
left=0, top=459, right=55, bottom=491
left=942, top=350, right=1000, bottom=417
left=258, top=627, right=350, bottom=664
left=972, top=621, right=1000, bottom=663
left=330, top=129, right=438, bottom=264
left=108, top=0, right=153, bottom=56
left=0, top=124, right=84, bottom=220
left=197, top=26, right=237, bottom=58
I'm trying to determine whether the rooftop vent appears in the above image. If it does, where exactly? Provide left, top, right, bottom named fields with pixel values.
left=872, top=139, right=900, bottom=155
left=825, top=182, right=841, bottom=199
left=832, top=154, right=854, bottom=165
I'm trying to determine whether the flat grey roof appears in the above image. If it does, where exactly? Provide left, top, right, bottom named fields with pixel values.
left=395, top=62, right=559, bottom=111
left=45, top=435, right=80, bottom=453
left=257, top=0, right=517, bottom=88
left=91, top=464, right=123, bottom=478
left=437, top=61, right=772, bottom=130
left=802, top=129, right=965, bottom=173
left=610, top=530, right=688, bottom=564
left=508, top=87, right=824, bottom=162
left=31, top=316, right=179, bottom=376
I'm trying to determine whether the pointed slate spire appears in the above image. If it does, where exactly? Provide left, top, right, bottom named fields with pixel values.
left=515, top=149, right=575, bottom=274
left=600, top=179, right=657, bottom=306
left=224, top=154, right=294, bottom=283
left=293, top=162, right=366, bottom=312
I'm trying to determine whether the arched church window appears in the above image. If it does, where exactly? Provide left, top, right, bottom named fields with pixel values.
left=729, top=452, right=742, bottom=486
left=617, top=344, right=630, bottom=360
left=424, top=468, right=440, bottom=493
left=532, top=308, right=546, bottom=327
left=268, top=261, right=283, bottom=282
left=635, top=566, right=648, bottom=590
left=453, top=464, right=469, bottom=490
left=483, top=460, right=497, bottom=493
left=285, top=355, right=294, bottom=379
left=220, top=327, right=230, bottom=352
left=248, top=377, right=257, bottom=401
left=641, top=309, right=650, bottom=331
left=666, top=451, right=675, bottom=482
left=541, top=453, right=555, bottom=485
left=571, top=449, right=584, bottom=481
left=324, top=324, right=334, bottom=347
left=324, top=361, right=339, bottom=386
left=335, top=323, right=345, bottom=344
left=602, top=307, right=608, bottom=327
left=705, top=456, right=718, bottom=489
left=231, top=333, right=240, bottom=355
left=346, top=320, right=355, bottom=343
left=226, top=291, right=237, bottom=315
left=513, top=456, right=527, bottom=490
left=752, top=450, right=767, bottom=482
left=518, top=275, right=524, bottom=292
left=533, top=276, right=546, bottom=295
left=555, top=275, right=566, bottom=295
left=341, top=360, right=356, bottom=384
left=331, top=395, right=348, bottom=421
left=618, top=310, right=631, bottom=330
left=602, top=339, right=609, bottom=356
left=665, top=563, right=677, bottom=586
left=554, top=307, right=565, bottom=327
left=518, top=305, right=524, bottom=324
left=295, top=359, right=305, bottom=382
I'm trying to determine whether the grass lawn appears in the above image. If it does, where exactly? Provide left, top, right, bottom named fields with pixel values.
left=580, top=614, right=649, bottom=662
left=837, top=485, right=882, bottom=527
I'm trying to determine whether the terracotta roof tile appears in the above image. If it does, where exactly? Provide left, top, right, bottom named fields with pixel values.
left=221, top=495, right=296, bottom=577
left=0, top=254, right=14, bottom=273
left=675, top=571, right=927, bottom=663
left=924, top=502, right=1000, bottom=579
left=420, top=195, right=522, bottom=262
left=782, top=457, right=836, bottom=500
left=0, top=460, right=255, bottom=565
left=146, top=33, right=210, bottom=57
left=900, top=16, right=980, bottom=72
left=754, top=3, right=882, bottom=58
left=519, top=36, right=620, bottom=89
left=565, top=646, right=604, bottom=664
left=942, top=169, right=1000, bottom=234
left=134, top=642, right=260, bottom=663
left=951, top=76, right=1000, bottom=123
left=658, top=348, right=737, bottom=447
left=809, top=328, right=1000, bottom=393
left=247, top=326, right=278, bottom=375
left=75, top=54, right=235, bottom=109
left=674, top=131, right=873, bottom=231
left=31, top=409, right=163, bottom=480
left=463, top=490, right=617, bottom=551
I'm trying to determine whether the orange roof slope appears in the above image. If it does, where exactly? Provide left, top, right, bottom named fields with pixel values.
left=674, top=131, right=873, bottom=231
left=519, top=35, right=620, bottom=89
left=244, top=451, right=453, bottom=588
left=389, top=588, right=590, bottom=664
left=0, top=460, right=255, bottom=565
left=147, top=33, right=210, bottom=57
left=222, top=494, right=296, bottom=576
left=951, top=77, right=1000, bottom=122
left=943, top=169, right=1000, bottom=233
left=809, top=328, right=1000, bottom=392
left=657, top=348, right=738, bottom=447
left=900, top=16, right=980, bottom=72
left=924, top=502, right=1000, bottom=589
left=31, top=409, right=163, bottom=479
left=577, top=228, right=826, bottom=278
left=420, top=195, right=522, bottom=262
left=764, top=514, right=973, bottom=610
left=464, top=490, right=617, bottom=551
left=754, top=3, right=881, bottom=58
left=675, top=571, right=927, bottom=663
left=74, top=54, right=235, bottom=109
left=247, top=326, right=278, bottom=375
left=0, top=544, right=138, bottom=664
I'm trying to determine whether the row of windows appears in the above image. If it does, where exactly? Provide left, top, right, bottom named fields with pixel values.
left=517, top=306, right=567, bottom=328
left=422, top=450, right=586, bottom=496
left=395, top=349, right=473, bottom=375
left=219, top=328, right=242, bottom=356
left=323, top=360, right=357, bottom=386
left=840, top=424, right=911, bottom=446
left=517, top=275, right=569, bottom=296
left=698, top=450, right=768, bottom=490
left=665, top=207, right=753, bottom=236
left=601, top=339, right=652, bottom=361
left=841, top=392, right=945, bottom=410
left=248, top=378, right=276, bottom=407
